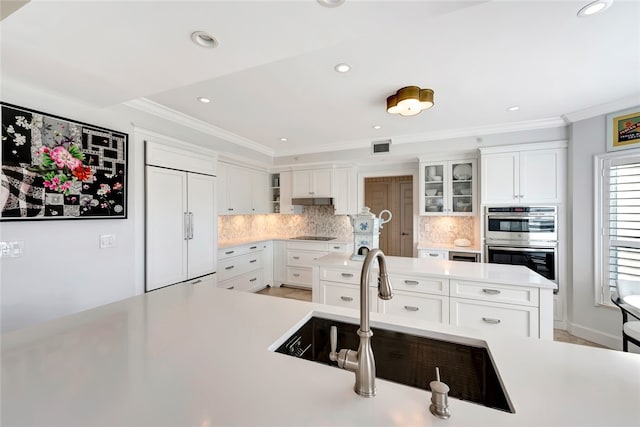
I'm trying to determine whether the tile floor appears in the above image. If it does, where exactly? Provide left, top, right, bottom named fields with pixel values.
left=257, top=286, right=606, bottom=349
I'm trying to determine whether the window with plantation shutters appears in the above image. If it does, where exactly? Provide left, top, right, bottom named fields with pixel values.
left=595, top=152, right=640, bottom=305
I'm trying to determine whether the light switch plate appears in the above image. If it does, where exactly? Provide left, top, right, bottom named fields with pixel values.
left=99, top=234, right=116, bottom=248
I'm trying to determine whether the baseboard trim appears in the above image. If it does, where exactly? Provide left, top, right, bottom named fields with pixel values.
left=567, top=321, right=620, bottom=350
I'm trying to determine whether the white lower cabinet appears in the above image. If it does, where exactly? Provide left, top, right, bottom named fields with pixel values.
left=217, top=243, right=266, bottom=293
left=378, top=292, right=449, bottom=323
left=317, top=268, right=545, bottom=338
left=285, top=241, right=330, bottom=289
left=450, top=298, right=538, bottom=338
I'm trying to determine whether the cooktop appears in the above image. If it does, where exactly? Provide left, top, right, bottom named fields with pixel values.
left=290, top=236, right=336, bottom=241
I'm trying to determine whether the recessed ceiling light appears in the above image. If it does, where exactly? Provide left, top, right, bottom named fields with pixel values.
left=197, top=97, right=211, bottom=103
left=334, top=63, right=351, bottom=73
left=577, top=0, right=613, bottom=17
left=280, top=137, right=288, bottom=142
left=191, top=31, right=218, bottom=48
left=372, top=125, right=382, bottom=129
left=317, top=0, right=345, bottom=8
left=507, top=105, right=520, bottom=112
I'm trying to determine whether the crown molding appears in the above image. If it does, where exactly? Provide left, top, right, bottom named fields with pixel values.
left=123, top=98, right=275, bottom=157
left=273, top=117, right=567, bottom=157
left=562, top=94, right=640, bottom=123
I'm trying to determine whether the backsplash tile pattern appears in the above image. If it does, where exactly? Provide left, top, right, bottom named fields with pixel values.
left=218, top=206, right=352, bottom=241
left=418, top=216, right=475, bottom=245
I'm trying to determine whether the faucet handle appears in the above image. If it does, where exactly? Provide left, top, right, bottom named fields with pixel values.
left=329, top=326, right=338, bottom=362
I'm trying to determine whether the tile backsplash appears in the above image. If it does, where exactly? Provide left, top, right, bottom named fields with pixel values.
left=218, top=206, right=352, bottom=241
left=418, top=216, right=476, bottom=245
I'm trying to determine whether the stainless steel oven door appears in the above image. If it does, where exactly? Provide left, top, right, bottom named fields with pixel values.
left=485, top=245, right=558, bottom=291
left=485, top=215, right=557, bottom=242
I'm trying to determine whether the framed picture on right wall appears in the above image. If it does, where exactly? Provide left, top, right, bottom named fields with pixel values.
left=606, top=106, right=640, bottom=152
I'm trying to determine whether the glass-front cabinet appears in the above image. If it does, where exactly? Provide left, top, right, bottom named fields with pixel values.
left=420, top=158, right=477, bottom=216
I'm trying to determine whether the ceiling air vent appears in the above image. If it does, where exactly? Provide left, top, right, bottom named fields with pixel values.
left=372, top=140, right=391, bottom=155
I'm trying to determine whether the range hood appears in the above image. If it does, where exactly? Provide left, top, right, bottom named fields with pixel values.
left=291, top=197, right=333, bottom=206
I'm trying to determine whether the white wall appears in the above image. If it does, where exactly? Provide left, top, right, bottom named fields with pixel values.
left=568, top=114, right=625, bottom=349
left=0, top=80, right=271, bottom=333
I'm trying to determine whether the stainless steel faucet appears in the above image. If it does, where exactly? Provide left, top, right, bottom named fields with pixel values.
left=329, top=248, right=393, bottom=397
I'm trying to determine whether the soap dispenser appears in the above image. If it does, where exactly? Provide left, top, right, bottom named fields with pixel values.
left=429, top=367, right=451, bottom=419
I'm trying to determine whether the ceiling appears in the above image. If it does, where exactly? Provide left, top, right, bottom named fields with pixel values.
left=2, top=1, right=639, bottom=158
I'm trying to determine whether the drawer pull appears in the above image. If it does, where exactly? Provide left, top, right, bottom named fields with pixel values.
left=429, top=253, right=439, bottom=257
left=249, top=278, right=257, bottom=282
left=340, top=296, right=354, bottom=302
left=225, top=265, right=235, bottom=270
left=482, top=317, right=501, bottom=324
left=225, top=250, right=235, bottom=255
left=333, top=246, right=341, bottom=250
left=293, top=273, right=301, bottom=277
left=250, top=246, right=257, bottom=250
left=482, top=289, right=501, bottom=295
left=293, top=256, right=300, bottom=260
left=190, top=279, right=202, bottom=285
left=404, top=280, right=419, bottom=285
left=227, top=286, right=235, bottom=290
left=250, top=259, right=257, bottom=263
left=404, top=306, right=419, bottom=312
left=341, top=273, right=354, bottom=278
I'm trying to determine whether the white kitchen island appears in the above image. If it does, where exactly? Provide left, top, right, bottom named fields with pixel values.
left=312, top=253, right=557, bottom=339
left=2, top=283, right=639, bottom=427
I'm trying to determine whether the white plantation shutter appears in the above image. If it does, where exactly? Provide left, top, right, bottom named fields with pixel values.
left=597, top=153, right=640, bottom=304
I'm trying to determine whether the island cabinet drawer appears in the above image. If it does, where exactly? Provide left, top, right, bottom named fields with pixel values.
left=389, top=275, right=449, bottom=295
left=321, top=281, right=377, bottom=310
left=450, top=280, right=539, bottom=307
left=218, top=270, right=263, bottom=293
left=287, top=241, right=329, bottom=251
left=378, top=292, right=448, bottom=324
left=218, top=252, right=263, bottom=281
left=320, top=268, right=361, bottom=285
left=287, top=267, right=313, bottom=286
left=450, top=297, right=539, bottom=338
left=418, top=249, right=448, bottom=260
left=287, top=250, right=329, bottom=266
left=218, top=243, right=262, bottom=260
left=328, top=243, right=352, bottom=253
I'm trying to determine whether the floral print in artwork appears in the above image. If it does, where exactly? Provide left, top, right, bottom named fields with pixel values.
left=1, top=103, right=127, bottom=219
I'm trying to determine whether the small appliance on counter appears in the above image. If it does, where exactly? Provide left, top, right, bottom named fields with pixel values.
left=348, top=207, right=392, bottom=260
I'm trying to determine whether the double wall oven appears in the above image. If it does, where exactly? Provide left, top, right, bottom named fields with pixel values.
left=485, top=206, right=558, bottom=292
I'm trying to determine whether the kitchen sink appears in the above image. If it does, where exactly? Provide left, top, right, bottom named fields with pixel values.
left=274, top=316, right=514, bottom=413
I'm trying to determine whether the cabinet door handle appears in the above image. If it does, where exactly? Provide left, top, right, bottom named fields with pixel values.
left=249, top=277, right=257, bottom=282
left=225, top=265, right=235, bottom=270
left=482, top=288, right=501, bottom=295
left=227, top=286, right=235, bottom=290
left=189, top=279, right=202, bottom=285
left=250, top=246, right=257, bottom=250
left=333, top=246, right=341, bottom=250
left=341, top=273, right=354, bottom=278
left=404, top=280, right=419, bottom=285
left=340, top=296, right=353, bottom=302
left=429, top=253, right=439, bottom=257
left=250, top=259, right=257, bottom=263
left=309, top=191, right=315, bottom=195
left=482, top=317, right=501, bottom=324
left=293, top=256, right=300, bottom=260
left=228, top=208, right=234, bottom=211
left=184, top=212, right=189, bottom=240
left=188, top=212, right=194, bottom=240
left=293, top=273, right=301, bottom=277
left=225, top=250, right=235, bottom=255
left=404, top=306, right=419, bottom=312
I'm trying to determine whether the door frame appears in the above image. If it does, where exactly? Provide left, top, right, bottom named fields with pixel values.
left=358, top=167, right=418, bottom=257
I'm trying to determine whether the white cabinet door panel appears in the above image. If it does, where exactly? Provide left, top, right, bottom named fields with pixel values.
left=519, top=149, right=563, bottom=203
left=481, top=153, right=518, bottom=204
left=146, top=166, right=188, bottom=291
left=187, top=173, right=216, bottom=279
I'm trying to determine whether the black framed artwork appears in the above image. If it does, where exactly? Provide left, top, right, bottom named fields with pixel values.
left=1, top=102, right=128, bottom=220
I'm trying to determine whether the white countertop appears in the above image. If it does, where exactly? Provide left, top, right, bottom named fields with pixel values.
left=218, top=235, right=352, bottom=249
left=2, top=284, right=638, bottom=426
left=315, top=253, right=557, bottom=290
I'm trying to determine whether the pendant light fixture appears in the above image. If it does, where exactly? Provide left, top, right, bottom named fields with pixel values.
left=386, top=86, right=434, bottom=116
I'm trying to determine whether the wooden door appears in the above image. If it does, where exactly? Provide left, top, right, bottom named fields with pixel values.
left=364, top=181, right=390, bottom=254
left=399, top=182, right=414, bottom=257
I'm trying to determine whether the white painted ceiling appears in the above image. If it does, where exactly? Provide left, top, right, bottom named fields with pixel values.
left=2, top=1, right=639, bottom=158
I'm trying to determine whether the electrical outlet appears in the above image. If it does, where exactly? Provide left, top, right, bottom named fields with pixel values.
left=99, top=234, right=116, bottom=248
left=0, top=242, right=10, bottom=258
left=0, top=241, right=24, bottom=258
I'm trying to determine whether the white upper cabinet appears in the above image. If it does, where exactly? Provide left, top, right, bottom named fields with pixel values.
left=481, top=144, right=566, bottom=205
left=419, top=158, right=477, bottom=216
left=333, top=167, right=357, bottom=215
left=292, top=168, right=334, bottom=198
left=218, top=161, right=270, bottom=215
